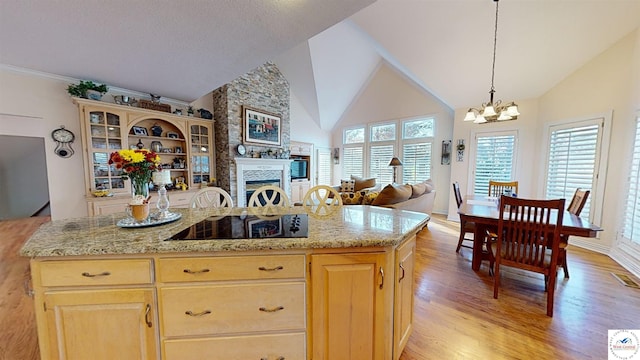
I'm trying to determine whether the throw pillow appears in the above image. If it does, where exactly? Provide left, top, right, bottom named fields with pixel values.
left=410, top=183, right=428, bottom=199
left=371, top=184, right=412, bottom=206
left=423, top=179, right=434, bottom=193
left=350, top=175, right=377, bottom=192
left=362, top=191, right=380, bottom=205
left=340, top=179, right=355, bottom=193
left=341, top=191, right=364, bottom=205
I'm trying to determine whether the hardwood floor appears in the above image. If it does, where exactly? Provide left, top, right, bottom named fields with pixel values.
left=2, top=214, right=639, bottom=360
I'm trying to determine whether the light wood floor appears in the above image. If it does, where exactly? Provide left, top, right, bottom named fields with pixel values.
left=2, top=215, right=640, bottom=360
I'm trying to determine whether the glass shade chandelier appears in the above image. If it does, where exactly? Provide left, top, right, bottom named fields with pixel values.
left=464, top=0, right=520, bottom=124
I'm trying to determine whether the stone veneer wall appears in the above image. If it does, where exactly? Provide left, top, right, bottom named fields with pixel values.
left=212, top=62, right=290, bottom=205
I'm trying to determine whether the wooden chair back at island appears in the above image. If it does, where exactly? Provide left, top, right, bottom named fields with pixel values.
left=190, top=187, right=234, bottom=208
left=452, top=182, right=476, bottom=253
left=488, top=180, right=519, bottom=197
left=302, top=185, right=342, bottom=216
left=489, top=196, right=565, bottom=317
left=247, top=185, right=291, bottom=208
left=557, top=188, right=590, bottom=278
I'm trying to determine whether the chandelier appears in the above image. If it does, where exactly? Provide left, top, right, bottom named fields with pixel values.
left=464, top=0, right=520, bottom=124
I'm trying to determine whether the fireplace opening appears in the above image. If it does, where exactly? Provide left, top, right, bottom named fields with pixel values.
left=245, top=179, right=281, bottom=206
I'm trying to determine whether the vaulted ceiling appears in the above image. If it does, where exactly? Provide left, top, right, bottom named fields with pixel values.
left=2, top=0, right=639, bottom=132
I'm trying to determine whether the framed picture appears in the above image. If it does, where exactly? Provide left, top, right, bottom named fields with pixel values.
left=167, top=132, right=179, bottom=139
left=247, top=217, right=283, bottom=238
left=132, top=126, right=148, bottom=136
left=243, top=106, right=281, bottom=146
left=174, top=146, right=183, bottom=153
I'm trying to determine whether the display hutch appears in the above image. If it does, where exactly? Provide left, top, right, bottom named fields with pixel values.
left=74, top=98, right=215, bottom=216
left=289, top=141, right=313, bottom=203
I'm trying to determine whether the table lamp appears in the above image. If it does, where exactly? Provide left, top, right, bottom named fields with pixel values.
left=388, top=156, right=403, bottom=183
left=152, top=170, right=172, bottom=219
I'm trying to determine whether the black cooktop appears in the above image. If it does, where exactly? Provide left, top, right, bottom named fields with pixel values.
left=169, top=213, right=308, bottom=240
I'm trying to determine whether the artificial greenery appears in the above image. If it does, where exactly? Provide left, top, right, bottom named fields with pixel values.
left=67, top=80, right=109, bottom=98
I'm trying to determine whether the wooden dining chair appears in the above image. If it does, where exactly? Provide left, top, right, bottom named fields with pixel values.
left=488, top=180, right=519, bottom=197
left=302, top=185, right=342, bottom=216
left=247, top=185, right=291, bottom=207
left=453, top=182, right=475, bottom=253
left=190, top=187, right=234, bottom=208
left=557, top=188, right=590, bottom=278
left=488, top=195, right=565, bottom=317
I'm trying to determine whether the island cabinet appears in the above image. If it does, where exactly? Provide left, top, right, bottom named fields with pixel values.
left=29, top=258, right=158, bottom=360
left=74, top=98, right=215, bottom=216
left=156, top=254, right=307, bottom=360
left=393, top=237, right=416, bottom=360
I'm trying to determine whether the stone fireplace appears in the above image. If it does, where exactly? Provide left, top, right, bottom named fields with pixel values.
left=234, top=158, right=292, bottom=207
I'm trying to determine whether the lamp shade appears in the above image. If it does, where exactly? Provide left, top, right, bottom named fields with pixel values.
left=388, top=157, right=403, bottom=167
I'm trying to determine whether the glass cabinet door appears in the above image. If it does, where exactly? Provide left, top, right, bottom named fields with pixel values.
left=190, top=124, right=212, bottom=186
left=88, top=111, right=125, bottom=192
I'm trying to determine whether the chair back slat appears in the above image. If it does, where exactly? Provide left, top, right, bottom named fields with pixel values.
left=247, top=185, right=291, bottom=207
left=452, top=182, right=463, bottom=208
left=190, top=187, right=234, bottom=209
left=567, top=188, right=590, bottom=216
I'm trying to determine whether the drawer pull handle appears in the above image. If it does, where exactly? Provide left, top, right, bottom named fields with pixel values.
left=379, top=267, right=384, bottom=289
left=261, top=357, right=285, bottom=360
left=81, top=271, right=111, bottom=278
left=145, top=304, right=152, bottom=328
left=183, top=269, right=211, bottom=274
left=258, top=266, right=284, bottom=272
left=185, top=310, right=212, bottom=317
left=399, top=262, right=406, bottom=282
left=259, top=306, right=284, bottom=313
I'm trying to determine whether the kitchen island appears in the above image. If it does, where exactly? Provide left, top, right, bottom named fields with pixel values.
left=21, top=205, right=429, bottom=360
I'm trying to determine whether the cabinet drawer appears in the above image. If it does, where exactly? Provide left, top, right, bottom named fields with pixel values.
left=163, top=332, right=305, bottom=360
left=168, top=192, right=191, bottom=208
left=160, top=282, right=305, bottom=337
left=38, top=259, right=153, bottom=287
left=157, top=255, right=305, bottom=282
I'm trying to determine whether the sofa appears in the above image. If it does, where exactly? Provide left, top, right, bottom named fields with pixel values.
left=334, top=176, right=436, bottom=216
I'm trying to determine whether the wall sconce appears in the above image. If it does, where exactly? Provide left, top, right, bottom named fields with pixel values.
left=456, top=139, right=465, bottom=162
left=332, top=147, right=340, bottom=165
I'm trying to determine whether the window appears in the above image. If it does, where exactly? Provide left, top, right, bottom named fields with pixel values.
left=341, top=117, right=434, bottom=184
left=622, top=113, right=640, bottom=245
left=473, top=132, right=516, bottom=195
left=545, top=120, right=602, bottom=218
left=343, top=126, right=365, bottom=178
left=369, top=123, right=396, bottom=183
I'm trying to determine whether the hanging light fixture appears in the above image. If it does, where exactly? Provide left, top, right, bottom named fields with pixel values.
left=464, top=0, right=520, bottom=124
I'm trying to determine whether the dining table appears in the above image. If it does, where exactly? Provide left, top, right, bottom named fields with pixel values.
left=458, top=195, right=603, bottom=271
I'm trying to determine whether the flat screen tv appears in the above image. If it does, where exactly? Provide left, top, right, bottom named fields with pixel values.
left=291, top=158, right=309, bottom=180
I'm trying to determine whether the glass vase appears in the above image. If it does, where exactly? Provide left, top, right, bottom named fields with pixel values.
left=131, top=177, right=150, bottom=200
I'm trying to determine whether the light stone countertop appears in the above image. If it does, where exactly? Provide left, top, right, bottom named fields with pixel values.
left=20, top=205, right=430, bottom=257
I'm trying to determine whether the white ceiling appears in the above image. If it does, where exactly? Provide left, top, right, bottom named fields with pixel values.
left=2, top=0, right=639, bottom=131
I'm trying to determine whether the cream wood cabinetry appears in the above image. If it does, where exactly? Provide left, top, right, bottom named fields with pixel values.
left=30, top=258, right=157, bottom=360
left=311, top=251, right=394, bottom=360
left=290, top=141, right=313, bottom=203
left=75, top=98, right=215, bottom=216
left=156, top=254, right=307, bottom=360
left=393, top=236, right=416, bottom=359
left=291, top=179, right=311, bottom=203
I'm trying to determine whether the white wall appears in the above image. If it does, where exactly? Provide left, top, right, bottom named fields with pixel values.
left=331, top=62, right=454, bottom=214
left=290, top=91, right=331, bottom=148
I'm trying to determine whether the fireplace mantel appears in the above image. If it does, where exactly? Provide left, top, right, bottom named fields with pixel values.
left=234, top=157, right=293, bottom=206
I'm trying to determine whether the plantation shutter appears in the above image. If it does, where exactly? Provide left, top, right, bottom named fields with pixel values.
left=343, top=146, right=363, bottom=178
left=369, top=144, right=394, bottom=184
left=622, top=114, right=640, bottom=244
left=316, top=148, right=332, bottom=186
left=402, top=143, right=431, bottom=183
left=545, top=121, right=601, bottom=218
left=473, top=133, right=516, bottom=195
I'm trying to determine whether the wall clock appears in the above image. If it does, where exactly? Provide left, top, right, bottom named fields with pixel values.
left=51, top=126, right=75, bottom=158
left=236, top=144, right=246, bottom=156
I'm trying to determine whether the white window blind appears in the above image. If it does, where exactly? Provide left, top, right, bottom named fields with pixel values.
left=402, top=143, right=431, bottom=183
left=623, top=114, right=640, bottom=244
left=473, top=133, right=516, bottom=195
left=316, top=148, right=332, bottom=186
left=545, top=122, right=601, bottom=218
left=369, top=144, right=394, bottom=184
left=343, top=146, right=363, bottom=178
